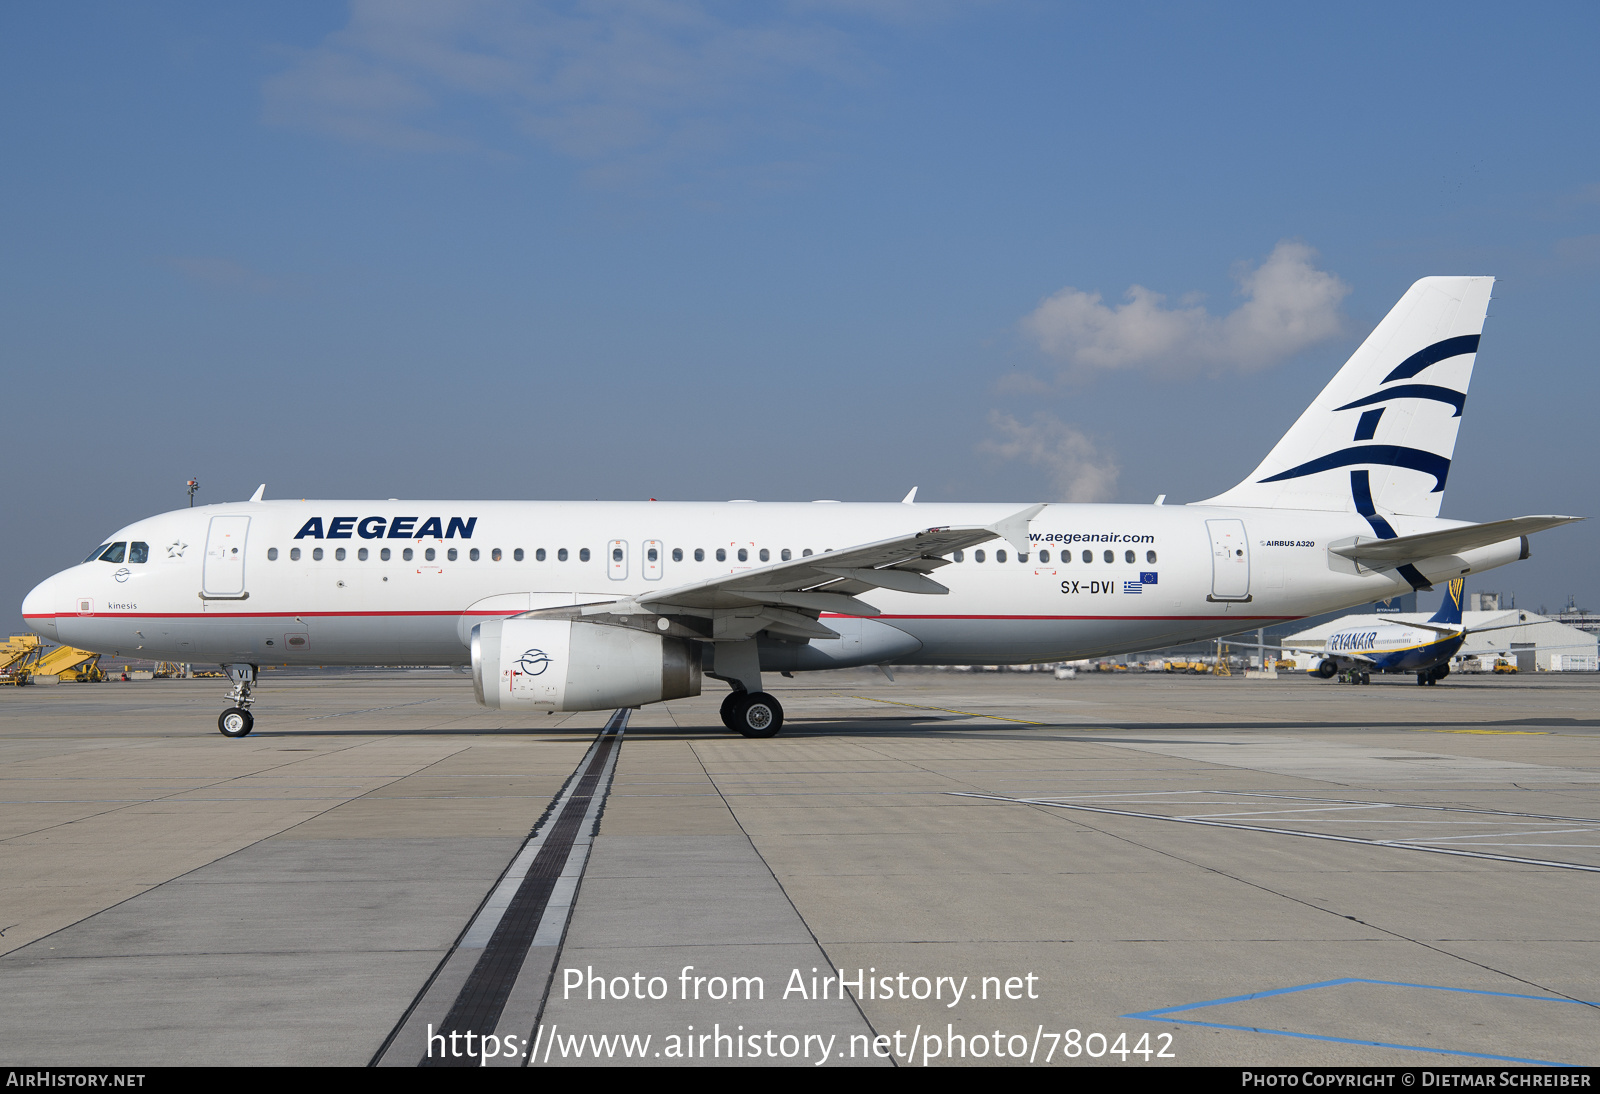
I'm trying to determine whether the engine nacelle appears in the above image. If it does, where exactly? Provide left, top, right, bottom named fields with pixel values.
left=472, top=619, right=701, bottom=712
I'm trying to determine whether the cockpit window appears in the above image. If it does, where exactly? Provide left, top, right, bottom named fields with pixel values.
left=85, top=544, right=110, bottom=563
left=98, top=542, right=126, bottom=564
left=129, top=542, right=149, bottom=564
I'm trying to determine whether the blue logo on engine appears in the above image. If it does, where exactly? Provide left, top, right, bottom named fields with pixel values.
left=516, top=649, right=552, bottom=676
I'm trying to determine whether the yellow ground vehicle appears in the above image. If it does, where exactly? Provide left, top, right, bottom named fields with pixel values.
left=0, top=635, right=44, bottom=684
left=1493, top=658, right=1519, bottom=674
left=14, top=645, right=105, bottom=684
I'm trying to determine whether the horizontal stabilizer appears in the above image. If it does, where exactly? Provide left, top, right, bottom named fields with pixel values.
left=1329, top=515, right=1581, bottom=564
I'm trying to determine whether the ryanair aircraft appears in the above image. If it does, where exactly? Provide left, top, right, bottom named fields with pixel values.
left=20, top=277, right=1580, bottom=737
left=1283, top=578, right=1526, bottom=685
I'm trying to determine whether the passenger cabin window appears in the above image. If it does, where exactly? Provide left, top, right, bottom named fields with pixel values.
left=647, top=547, right=658, bottom=562
left=802, top=549, right=813, bottom=557
left=579, top=548, right=590, bottom=562
left=335, top=547, right=347, bottom=561
left=781, top=548, right=791, bottom=561
left=381, top=548, right=391, bottom=561
left=694, top=548, right=704, bottom=562
left=129, top=542, right=149, bottom=563
left=1018, top=551, right=1028, bottom=563
left=535, top=548, right=545, bottom=561
left=403, top=548, right=414, bottom=561
left=98, top=542, right=126, bottom=564
left=1082, top=550, right=1092, bottom=563
left=738, top=548, right=748, bottom=562
left=313, top=548, right=325, bottom=561
left=996, top=549, right=1007, bottom=563
left=1039, top=550, right=1050, bottom=563
left=1146, top=550, right=1157, bottom=564
left=358, top=548, right=369, bottom=561
left=1125, top=549, right=1135, bottom=564
left=613, top=547, right=623, bottom=562
left=716, top=548, right=726, bottom=562
left=290, top=547, right=301, bottom=561
left=759, top=549, right=769, bottom=562
left=425, top=548, right=436, bottom=562
left=1103, top=550, right=1114, bottom=563
left=469, top=548, right=480, bottom=561
left=447, top=548, right=458, bottom=562
left=267, top=548, right=278, bottom=561
left=975, top=550, right=986, bottom=563
left=492, top=548, right=502, bottom=561
left=558, top=548, right=568, bottom=561
left=672, top=548, right=683, bottom=562
left=953, top=550, right=963, bottom=562
left=513, top=549, right=523, bottom=561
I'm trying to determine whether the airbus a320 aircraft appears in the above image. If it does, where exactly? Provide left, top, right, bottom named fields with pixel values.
left=20, top=277, right=1580, bottom=738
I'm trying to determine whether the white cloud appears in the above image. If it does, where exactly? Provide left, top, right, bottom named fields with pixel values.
left=262, top=0, right=868, bottom=171
left=978, top=411, right=1119, bottom=503
left=1022, top=241, right=1349, bottom=375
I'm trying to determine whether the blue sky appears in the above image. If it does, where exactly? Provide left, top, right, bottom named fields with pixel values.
left=4, top=1, right=1597, bottom=624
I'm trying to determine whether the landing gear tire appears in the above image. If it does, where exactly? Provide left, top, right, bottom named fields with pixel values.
left=1416, top=673, right=1428, bottom=686
left=218, top=707, right=254, bottom=738
left=1361, top=672, right=1371, bottom=685
left=731, top=692, right=783, bottom=739
left=720, top=691, right=744, bottom=732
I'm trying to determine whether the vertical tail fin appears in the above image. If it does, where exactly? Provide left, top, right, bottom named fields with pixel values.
left=1429, top=578, right=1465, bottom=625
left=1199, top=276, right=1494, bottom=518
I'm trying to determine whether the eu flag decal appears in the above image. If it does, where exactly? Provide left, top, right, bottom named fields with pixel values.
left=1139, top=571, right=1158, bottom=584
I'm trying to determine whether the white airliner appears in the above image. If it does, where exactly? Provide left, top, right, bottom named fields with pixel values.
left=1262, top=576, right=1531, bottom=686
left=20, top=276, right=1580, bottom=738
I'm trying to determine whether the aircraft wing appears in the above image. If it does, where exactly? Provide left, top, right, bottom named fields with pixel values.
left=636, top=505, right=1045, bottom=616
left=1328, top=515, right=1581, bottom=565
left=1401, top=618, right=1538, bottom=637
left=1223, top=639, right=1376, bottom=664
left=512, top=504, right=1047, bottom=642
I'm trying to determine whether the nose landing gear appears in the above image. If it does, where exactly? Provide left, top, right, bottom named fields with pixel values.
left=218, top=663, right=258, bottom=738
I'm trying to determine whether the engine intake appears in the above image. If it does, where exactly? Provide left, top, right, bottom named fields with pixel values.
left=472, top=618, right=701, bottom=712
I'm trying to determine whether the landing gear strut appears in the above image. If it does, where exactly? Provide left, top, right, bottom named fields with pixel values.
left=218, top=663, right=258, bottom=738
left=720, top=689, right=784, bottom=738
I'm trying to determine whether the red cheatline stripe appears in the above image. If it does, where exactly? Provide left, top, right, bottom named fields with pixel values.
left=29, top=610, right=1295, bottom=623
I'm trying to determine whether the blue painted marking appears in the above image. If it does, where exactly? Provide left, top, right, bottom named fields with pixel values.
left=1381, top=334, right=1480, bottom=383
left=1123, top=977, right=1590, bottom=1067
left=1259, top=444, right=1451, bottom=492
left=1335, top=384, right=1467, bottom=418
left=1353, top=407, right=1384, bottom=441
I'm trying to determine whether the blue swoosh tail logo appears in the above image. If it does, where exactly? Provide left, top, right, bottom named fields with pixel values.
left=1333, top=384, right=1466, bottom=417
left=1381, top=335, right=1479, bottom=383
left=1259, top=445, right=1451, bottom=493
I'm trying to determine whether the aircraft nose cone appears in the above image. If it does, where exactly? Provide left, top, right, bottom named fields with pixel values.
left=22, top=575, right=59, bottom=640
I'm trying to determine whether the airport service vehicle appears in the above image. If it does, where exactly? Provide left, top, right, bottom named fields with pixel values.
left=20, top=277, right=1580, bottom=737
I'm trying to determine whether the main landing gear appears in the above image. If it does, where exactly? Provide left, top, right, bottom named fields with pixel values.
left=720, top=690, right=784, bottom=738
left=1416, top=664, right=1449, bottom=686
left=218, top=663, right=258, bottom=738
